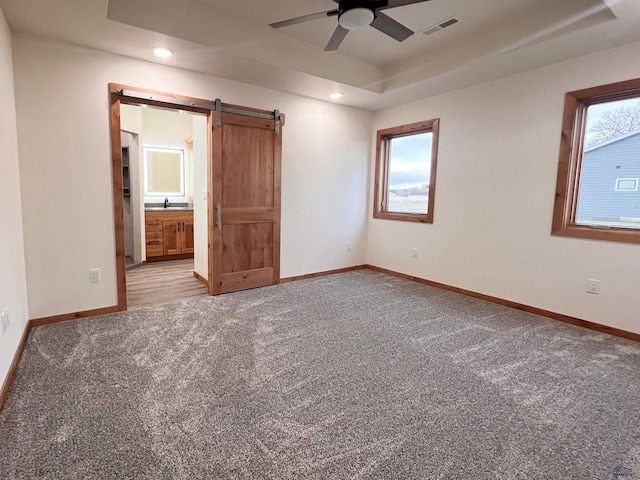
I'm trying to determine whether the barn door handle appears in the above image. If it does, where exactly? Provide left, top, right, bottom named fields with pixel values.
left=216, top=203, right=222, bottom=231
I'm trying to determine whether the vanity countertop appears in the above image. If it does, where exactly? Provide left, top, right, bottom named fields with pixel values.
left=145, top=203, right=193, bottom=212
left=145, top=206, right=193, bottom=212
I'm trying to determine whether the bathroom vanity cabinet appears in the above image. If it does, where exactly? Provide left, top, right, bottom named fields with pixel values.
left=145, top=210, right=194, bottom=260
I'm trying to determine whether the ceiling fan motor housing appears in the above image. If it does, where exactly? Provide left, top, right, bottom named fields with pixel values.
left=269, top=0, right=419, bottom=51
left=338, top=0, right=386, bottom=29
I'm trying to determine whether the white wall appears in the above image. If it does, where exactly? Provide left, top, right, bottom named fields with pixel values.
left=192, top=115, right=208, bottom=281
left=368, top=40, right=640, bottom=335
left=281, top=99, right=371, bottom=276
left=12, top=34, right=371, bottom=319
left=0, top=7, right=29, bottom=389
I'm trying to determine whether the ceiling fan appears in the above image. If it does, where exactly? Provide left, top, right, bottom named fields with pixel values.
left=269, top=0, right=433, bottom=51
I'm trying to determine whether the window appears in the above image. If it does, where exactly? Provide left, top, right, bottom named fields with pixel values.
left=374, top=119, right=440, bottom=223
left=552, top=78, right=640, bottom=244
left=615, top=178, right=638, bottom=191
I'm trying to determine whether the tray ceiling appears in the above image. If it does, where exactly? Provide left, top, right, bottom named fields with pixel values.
left=1, top=0, right=638, bottom=110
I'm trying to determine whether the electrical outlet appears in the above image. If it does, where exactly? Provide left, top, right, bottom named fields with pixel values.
left=412, top=248, right=419, bottom=258
left=347, top=241, right=352, bottom=252
left=586, top=279, right=600, bottom=294
left=90, top=268, right=101, bottom=282
left=1, top=309, right=8, bottom=336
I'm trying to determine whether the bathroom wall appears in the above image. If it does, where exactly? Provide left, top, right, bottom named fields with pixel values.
left=141, top=107, right=194, bottom=204
left=192, top=115, right=208, bottom=281
left=121, top=104, right=145, bottom=263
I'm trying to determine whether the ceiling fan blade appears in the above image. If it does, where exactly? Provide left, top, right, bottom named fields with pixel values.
left=382, top=0, right=432, bottom=8
left=270, top=9, right=338, bottom=29
left=324, top=25, right=349, bottom=51
left=370, top=11, right=414, bottom=42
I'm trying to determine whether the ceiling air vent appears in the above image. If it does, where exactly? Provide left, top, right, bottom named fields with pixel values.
left=422, top=16, right=459, bottom=36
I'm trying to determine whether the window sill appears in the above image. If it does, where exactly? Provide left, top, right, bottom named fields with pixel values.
left=373, top=211, right=433, bottom=223
left=551, top=224, right=640, bottom=244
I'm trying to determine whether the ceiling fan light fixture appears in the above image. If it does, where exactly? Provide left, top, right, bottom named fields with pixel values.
left=338, top=8, right=374, bottom=30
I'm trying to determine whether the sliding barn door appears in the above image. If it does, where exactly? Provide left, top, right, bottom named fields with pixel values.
left=210, top=105, right=282, bottom=294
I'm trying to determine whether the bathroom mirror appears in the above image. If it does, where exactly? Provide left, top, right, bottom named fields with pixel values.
left=143, top=147, right=185, bottom=197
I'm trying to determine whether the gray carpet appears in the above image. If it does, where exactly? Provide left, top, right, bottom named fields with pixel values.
left=1, top=270, right=639, bottom=479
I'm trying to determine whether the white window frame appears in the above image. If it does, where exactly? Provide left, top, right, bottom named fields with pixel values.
left=615, top=178, right=639, bottom=192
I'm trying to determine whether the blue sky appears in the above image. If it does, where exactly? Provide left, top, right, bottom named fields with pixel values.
left=389, top=132, right=432, bottom=189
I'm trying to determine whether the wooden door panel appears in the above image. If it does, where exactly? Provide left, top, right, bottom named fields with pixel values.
left=222, top=223, right=273, bottom=273
left=220, top=268, right=274, bottom=294
left=222, top=124, right=274, bottom=208
left=251, top=223, right=274, bottom=270
left=222, top=112, right=275, bottom=130
left=222, top=207, right=275, bottom=224
left=222, top=224, right=247, bottom=273
left=211, top=102, right=282, bottom=295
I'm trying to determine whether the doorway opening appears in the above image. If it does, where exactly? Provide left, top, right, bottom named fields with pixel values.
left=120, top=104, right=209, bottom=308
left=109, top=84, right=284, bottom=311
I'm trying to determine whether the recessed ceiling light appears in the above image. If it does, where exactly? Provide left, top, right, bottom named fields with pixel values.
left=153, top=47, right=173, bottom=58
left=329, top=92, right=344, bottom=99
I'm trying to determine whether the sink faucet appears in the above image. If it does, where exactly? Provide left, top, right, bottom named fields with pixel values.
left=164, top=197, right=170, bottom=208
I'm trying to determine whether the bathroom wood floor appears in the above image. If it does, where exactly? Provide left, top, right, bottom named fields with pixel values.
left=126, top=259, right=208, bottom=309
